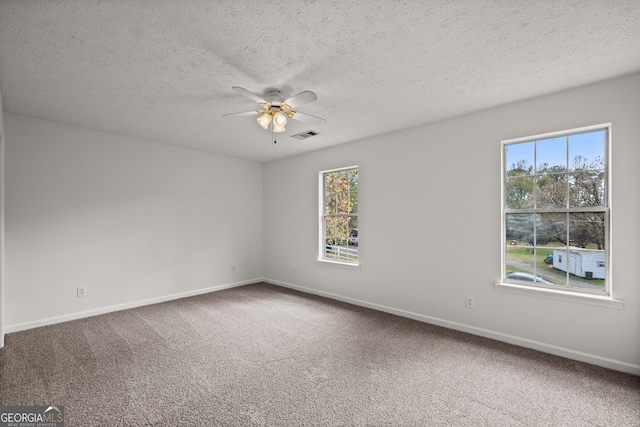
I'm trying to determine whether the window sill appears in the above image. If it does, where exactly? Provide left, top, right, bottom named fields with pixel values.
left=494, top=282, right=623, bottom=309
left=315, top=259, right=361, bottom=270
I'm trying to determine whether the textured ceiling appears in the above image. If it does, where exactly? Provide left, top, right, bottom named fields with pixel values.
left=1, top=1, right=639, bottom=163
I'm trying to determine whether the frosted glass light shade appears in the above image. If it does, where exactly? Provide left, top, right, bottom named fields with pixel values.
left=257, top=113, right=272, bottom=129
left=272, top=112, right=287, bottom=132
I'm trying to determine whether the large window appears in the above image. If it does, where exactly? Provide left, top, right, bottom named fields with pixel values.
left=502, top=125, right=609, bottom=295
left=320, top=166, right=358, bottom=264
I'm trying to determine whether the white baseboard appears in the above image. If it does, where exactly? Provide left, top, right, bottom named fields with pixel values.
left=5, top=278, right=261, bottom=334
left=264, top=278, right=640, bottom=376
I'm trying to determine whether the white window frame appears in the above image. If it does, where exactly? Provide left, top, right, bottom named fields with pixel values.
left=496, top=124, right=622, bottom=309
left=318, top=165, right=360, bottom=267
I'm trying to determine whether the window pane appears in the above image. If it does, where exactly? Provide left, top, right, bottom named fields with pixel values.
left=349, top=170, right=358, bottom=214
left=324, top=172, right=336, bottom=193
left=325, top=170, right=348, bottom=193
left=569, top=171, right=605, bottom=208
left=344, top=169, right=358, bottom=215
left=325, top=216, right=348, bottom=243
left=335, top=192, right=349, bottom=214
left=350, top=191, right=358, bottom=214
left=348, top=168, right=359, bottom=192
left=506, top=142, right=534, bottom=176
left=506, top=213, right=533, bottom=244
left=536, top=174, right=567, bottom=209
left=563, top=213, right=606, bottom=291
left=505, top=244, right=535, bottom=280
left=569, top=212, right=605, bottom=250
left=569, top=130, right=605, bottom=172
left=506, top=176, right=534, bottom=209
left=348, top=216, right=358, bottom=237
left=539, top=212, right=567, bottom=246
left=536, top=137, right=566, bottom=173
left=325, top=192, right=337, bottom=214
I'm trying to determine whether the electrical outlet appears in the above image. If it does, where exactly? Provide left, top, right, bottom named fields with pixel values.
left=466, top=296, right=475, bottom=309
left=77, top=286, right=87, bottom=297
left=231, top=266, right=236, bottom=273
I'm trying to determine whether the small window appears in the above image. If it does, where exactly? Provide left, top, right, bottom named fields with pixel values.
left=502, top=125, right=609, bottom=295
left=320, top=166, right=358, bottom=263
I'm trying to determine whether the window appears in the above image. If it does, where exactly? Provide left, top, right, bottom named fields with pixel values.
left=320, top=166, right=358, bottom=264
left=502, top=125, right=609, bottom=295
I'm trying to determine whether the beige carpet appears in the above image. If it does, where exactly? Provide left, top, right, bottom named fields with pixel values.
left=1, top=282, right=638, bottom=426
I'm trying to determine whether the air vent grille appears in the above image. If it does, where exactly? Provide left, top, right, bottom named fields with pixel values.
left=291, top=130, right=320, bottom=140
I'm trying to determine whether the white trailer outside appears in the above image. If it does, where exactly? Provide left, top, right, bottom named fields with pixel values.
left=552, top=247, right=605, bottom=279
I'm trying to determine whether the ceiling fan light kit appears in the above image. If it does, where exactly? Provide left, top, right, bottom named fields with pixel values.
left=224, top=86, right=326, bottom=142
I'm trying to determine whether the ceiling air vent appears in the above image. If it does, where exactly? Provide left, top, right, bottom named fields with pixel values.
left=291, top=130, right=320, bottom=140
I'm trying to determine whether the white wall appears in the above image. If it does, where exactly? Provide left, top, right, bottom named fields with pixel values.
left=4, top=114, right=263, bottom=330
left=264, top=73, right=640, bottom=374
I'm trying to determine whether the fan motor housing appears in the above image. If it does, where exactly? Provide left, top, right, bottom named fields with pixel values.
left=266, top=90, right=284, bottom=106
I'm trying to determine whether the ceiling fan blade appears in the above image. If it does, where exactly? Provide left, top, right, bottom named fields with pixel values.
left=283, top=91, right=317, bottom=108
left=232, top=86, right=267, bottom=104
left=223, top=110, right=259, bottom=118
left=291, top=111, right=326, bottom=126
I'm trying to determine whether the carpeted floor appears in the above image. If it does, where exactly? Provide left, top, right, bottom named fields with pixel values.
left=1, top=282, right=638, bottom=426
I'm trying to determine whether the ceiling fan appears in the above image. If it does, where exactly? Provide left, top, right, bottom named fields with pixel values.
left=223, top=86, right=326, bottom=136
